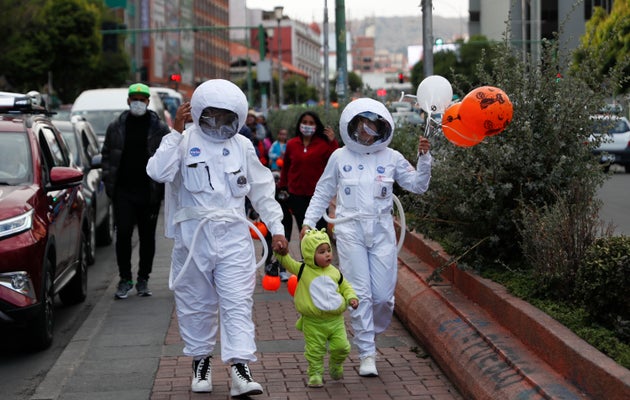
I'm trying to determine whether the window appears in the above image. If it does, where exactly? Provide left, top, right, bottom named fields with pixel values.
left=40, top=127, right=67, bottom=167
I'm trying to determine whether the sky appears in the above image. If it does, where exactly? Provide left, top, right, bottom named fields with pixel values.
left=245, top=0, right=468, bottom=22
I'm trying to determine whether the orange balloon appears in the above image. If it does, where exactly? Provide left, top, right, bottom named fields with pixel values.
left=262, top=274, right=281, bottom=291
left=276, top=158, right=284, bottom=168
left=249, top=221, right=268, bottom=240
left=442, top=103, right=483, bottom=147
left=287, top=274, right=298, bottom=296
left=459, top=86, right=513, bottom=137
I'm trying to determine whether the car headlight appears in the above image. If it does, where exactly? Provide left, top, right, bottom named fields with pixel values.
left=0, top=209, right=34, bottom=239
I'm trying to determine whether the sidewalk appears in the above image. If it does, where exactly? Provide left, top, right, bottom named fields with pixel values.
left=31, top=213, right=463, bottom=400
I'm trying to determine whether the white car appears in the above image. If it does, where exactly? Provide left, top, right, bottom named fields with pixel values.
left=590, top=114, right=630, bottom=173
left=392, top=111, right=425, bottom=128
left=70, top=88, right=167, bottom=146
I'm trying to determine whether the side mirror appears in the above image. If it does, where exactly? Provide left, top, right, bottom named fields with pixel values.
left=48, top=166, right=83, bottom=190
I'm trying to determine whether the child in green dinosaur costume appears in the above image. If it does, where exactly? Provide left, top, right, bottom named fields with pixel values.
left=275, top=228, right=359, bottom=388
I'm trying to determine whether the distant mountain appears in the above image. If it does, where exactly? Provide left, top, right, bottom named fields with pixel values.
left=349, top=15, right=467, bottom=53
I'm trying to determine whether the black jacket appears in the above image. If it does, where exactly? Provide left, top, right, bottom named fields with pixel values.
left=102, top=109, right=170, bottom=204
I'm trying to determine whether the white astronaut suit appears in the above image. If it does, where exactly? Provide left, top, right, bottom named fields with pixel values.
left=302, top=98, right=432, bottom=367
left=146, top=80, right=284, bottom=366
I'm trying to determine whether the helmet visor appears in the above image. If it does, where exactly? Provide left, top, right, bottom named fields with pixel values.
left=347, top=111, right=392, bottom=146
left=199, top=107, right=239, bottom=129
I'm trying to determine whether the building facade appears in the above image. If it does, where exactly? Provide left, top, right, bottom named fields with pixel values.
left=468, top=0, right=615, bottom=63
left=113, top=0, right=231, bottom=98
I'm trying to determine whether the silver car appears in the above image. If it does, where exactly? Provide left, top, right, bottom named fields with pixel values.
left=590, top=115, right=630, bottom=173
left=53, top=117, right=114, bottom=264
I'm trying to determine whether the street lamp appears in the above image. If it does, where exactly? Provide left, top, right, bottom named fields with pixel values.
left=274, top=6, right=284, bottom=108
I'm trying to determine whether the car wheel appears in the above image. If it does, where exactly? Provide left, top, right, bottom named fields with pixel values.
left=27, top=259, right=55, bottom=351
left=59, top=231, right=88, bottom=305
left=86, top=212, right=96, bottom=265
left=96, top=203, right=114, bottom=246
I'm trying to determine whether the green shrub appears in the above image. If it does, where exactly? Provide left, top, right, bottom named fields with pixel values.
left=400, top=34, right=616, bottom=272
left=518, top=185, right=614, bottom=298
left=576, top=236, right=630, bottom=339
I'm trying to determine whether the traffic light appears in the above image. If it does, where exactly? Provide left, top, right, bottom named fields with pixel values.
left=257, top=25, right=270, bottom=59
left=102, top=22, right=118, bottom=52
left=169, top=73, right=182, bottom=83
left=398, top=73, right=404, bottom=84
left=264, top=31, right=270, bottom=57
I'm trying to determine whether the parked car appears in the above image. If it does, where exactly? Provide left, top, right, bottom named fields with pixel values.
left=590, top=114, right=630, bottom=173
left=53, top=117, right=114, bottom=265
left=0, top=94, right=88, bottom=351
left=392, top=111, right=425, bottom=128
left=150, top=86, right=183, bottom=126
left=70, top=88, right=167, bottom=146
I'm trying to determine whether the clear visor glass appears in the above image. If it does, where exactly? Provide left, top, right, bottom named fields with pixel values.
left=348, top=111, right=392, bottom=145
left=199, top=107, right=238, bottom=128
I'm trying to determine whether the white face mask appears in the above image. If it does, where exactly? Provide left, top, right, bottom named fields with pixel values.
left=129, top=100, right=148, bottom=116
left=300, top=124, right=316, bottom=136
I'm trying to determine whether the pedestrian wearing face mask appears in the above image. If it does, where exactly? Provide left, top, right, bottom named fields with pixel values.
left=102, top=83, right=171, bottom=300
left=146, top=79, right=288, bottom=397
left=277, top=111, right=338, bottom=237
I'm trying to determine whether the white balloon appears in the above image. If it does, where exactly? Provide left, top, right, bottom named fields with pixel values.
left=416, top=75, right=453, bottom=114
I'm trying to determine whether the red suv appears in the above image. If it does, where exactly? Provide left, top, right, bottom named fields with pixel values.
left=0, top=94, right=88, bottom=351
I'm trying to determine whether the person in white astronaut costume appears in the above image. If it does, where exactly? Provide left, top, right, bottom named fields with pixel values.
left=146, top=79, right=289, bottom=397
left=300, top=98, right=432, bottom=377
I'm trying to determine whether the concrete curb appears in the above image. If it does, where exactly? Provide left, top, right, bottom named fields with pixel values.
left=395, top=226, right=630, bottom=399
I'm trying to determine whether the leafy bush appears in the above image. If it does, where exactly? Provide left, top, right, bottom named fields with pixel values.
left=399, top=35, right=614, bottom=272
left=576, top=236, right=630, bottom=339
left=518, top=185, right=614, bottom=298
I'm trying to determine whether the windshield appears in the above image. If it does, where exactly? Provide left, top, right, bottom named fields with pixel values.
left=0, top=132, right=32, bottom=185
left=160, top=96, right=181, bottom=120
left=592, top=118, right=629, bottom=135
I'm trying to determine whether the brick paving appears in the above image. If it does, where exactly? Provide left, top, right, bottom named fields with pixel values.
left=152, top=260, right=464, bottom=399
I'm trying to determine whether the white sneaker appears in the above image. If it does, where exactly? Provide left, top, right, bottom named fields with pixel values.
left=191, top=356, right=212, bottom=392
left=359, top=355, right=378, bottom=377
left=230, top=363, right=263, bottom=397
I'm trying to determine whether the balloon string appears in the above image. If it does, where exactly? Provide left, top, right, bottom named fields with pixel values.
left=424, top=114, right=442, bottom=138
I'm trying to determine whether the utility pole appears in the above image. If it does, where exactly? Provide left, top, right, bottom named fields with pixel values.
left=324, top=0, right=330, bottom=114
left=257, top=25, right=269, bottom=116
left=422, top=0, right=433, bottom=77
left=335, top=0, right=348, bottom=104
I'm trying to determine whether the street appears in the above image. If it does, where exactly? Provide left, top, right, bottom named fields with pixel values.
left=0, top=241, right=120, bottom=400
left=0, top=171, right=627, bottom=400
left=598, top=168, right=630, bottom=236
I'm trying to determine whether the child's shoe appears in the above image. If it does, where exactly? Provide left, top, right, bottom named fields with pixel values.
left=308, top=374, right=323, bottom=388
left=329, top=363, right=344, bottom=380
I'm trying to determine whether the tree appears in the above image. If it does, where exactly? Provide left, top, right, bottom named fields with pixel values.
left=283, top=75, right=317, bottom=105
left=573, top=2, right=630, bottom=94
left=399, top=36, right=616, bottom=273
left=0, top=0, right=129, bottom=103
left=411, top=35, right=495, bottom=97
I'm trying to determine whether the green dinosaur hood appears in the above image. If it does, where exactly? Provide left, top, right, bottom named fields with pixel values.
left=300, top=228, right=332, bottom=266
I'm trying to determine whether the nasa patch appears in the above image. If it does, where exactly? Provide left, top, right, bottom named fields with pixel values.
left=377, top=166, right=385, bottom=174
left=189, top=147, right=201, bottom=157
